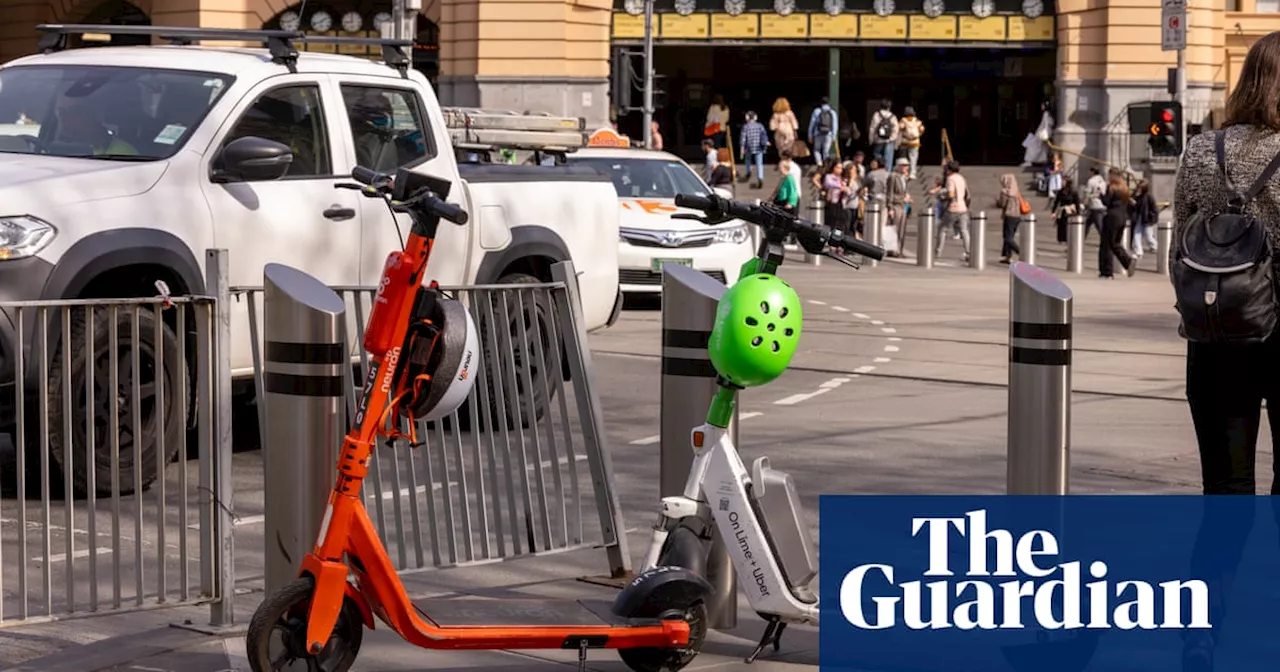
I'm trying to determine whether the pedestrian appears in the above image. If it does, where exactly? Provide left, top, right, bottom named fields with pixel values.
left=868, top=99, right=898, bottom=172
left=1050, top=176, right=1080, bottom=244
left=1084, top=166, right=1107, bottom=239
left=1046, top=152, right=1064, bottom=199
left=838, top=106, right=861, bottom=159
left=842, top=161, right=863, bottom=238
left=774, top=155, right=801, bottom=213
left=702, top=138, right=717, bottom=183
left=738, top=111, right=769, bottom=189
left=650, top=120, right=663, bottom=151
left=938, top=160, right=972, bottom=263
left=705, top=95, right=730, bottom=149
left=769, top=97, right=799, bottom=162
left=995, top=173, right=1024, bottom=264
left=1098, top=173, right=1135, bottom=278
left=898, top=106, right=925, bottom=181
left=1129, top=179, right=1158, bottom=258
left=886, top=158, right=911, bottom=256
left=821, top=160, right=852, bottom=240
left=709, top=148, right=735, bottom=194
left=807, top=96, right=838, bottom=164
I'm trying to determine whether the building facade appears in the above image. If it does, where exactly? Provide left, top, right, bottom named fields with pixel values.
left=0, top=0, right=1278, bottom=166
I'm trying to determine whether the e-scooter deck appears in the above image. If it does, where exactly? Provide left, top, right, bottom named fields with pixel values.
left=414, top=598, right=664, bottom=629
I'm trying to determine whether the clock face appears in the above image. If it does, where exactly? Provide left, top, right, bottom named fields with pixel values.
left=341, top=11, right=362, bottom=32
left=1022, top=0, right=1043, bottom=18
left=724, top=0, right=746, bottom=16
left=372, top=11, right=392, bottom=29
left=923, top=0, right=945, bottom=18
left=624, top=0, right=644, bottom=15
left=971, top=0, right=994, bottom=18
left=310, top=10, right=332, bottom=32
left=873, top=0, right=895, bottom=17
left=673, top=0, right=696, bottom=16
left=278, top=10, right=301, bottom=31
left=774, top=0, right=795, bottom=16
left=824, top=0, right=844, bottom=16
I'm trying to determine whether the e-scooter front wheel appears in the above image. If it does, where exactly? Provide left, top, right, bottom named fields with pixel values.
left=618, top=600, right=708, bottom=672
left=246, top=576, right=364, bottom=672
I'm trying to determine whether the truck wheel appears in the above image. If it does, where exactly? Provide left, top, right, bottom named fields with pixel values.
left=461, top=272, right=556, bottom=431
left=47, top=306, right=185, bottom=497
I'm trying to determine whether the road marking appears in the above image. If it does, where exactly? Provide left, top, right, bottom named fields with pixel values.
left=831, top=306, right=850, bottom=312
left=874, top=357, right=892, bottom=363
left=853, top=312, right=869, bottom=319
left=884, top=345, right=900, bottom=353
left=855, top=365, right=877, bottom=374
left=888, top=336, right=903, bottom=342
left=740, top=412, right=764, bottom=420
left=881, top=327, right=897, bottom=334
left=630, top=435, right=661, bottom=446
left=774, top=388, right=832, bottom=406
left=808, top=300, right=827, bottom=306
left=35, top=547, right=115, bottom=564
left=870, top=320, right=885, bottom=325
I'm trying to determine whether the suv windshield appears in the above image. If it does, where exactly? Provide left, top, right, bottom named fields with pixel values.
left=0, top=65, right=232, bottom=160
left=570, top=156, right=710, bottom=199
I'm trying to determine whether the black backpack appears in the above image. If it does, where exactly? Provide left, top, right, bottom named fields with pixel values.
left=1171, top=130, right=1280, bottom=343
left=876, top=114, right=894, bottom=141
left=817, top=107, right=834, bottom=134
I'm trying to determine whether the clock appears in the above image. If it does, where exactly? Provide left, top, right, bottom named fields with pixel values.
left=372, top=11, right=392, bottom=30
left=278, top=10, right=301, bottom=31
left=873, top=0, right=895, bottom=17
left=673, top=0, right=696, bottom=16
left=341, top=11, right=362, bottom=32
left=724, top=0, right=746, bottom=16
left=624, top=0, right=644, bottom=15
left=923, top=0, right=945, bottom=19
left=773, top=0, right=796, bottom=16
left=1022, top=0, right=1043, bottom=18
left=310, top=10, right=332, bottom=32
left=824, top=0, right=844, bottom=16
left=971, top=0, right=994, bottom=18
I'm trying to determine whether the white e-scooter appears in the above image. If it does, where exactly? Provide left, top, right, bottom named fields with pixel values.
left=624, top=192, right=885, bottom=666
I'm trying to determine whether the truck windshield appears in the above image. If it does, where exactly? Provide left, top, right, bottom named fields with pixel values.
left=0, top=65, right=233, bottom=161
left=570, top=157, right=710, bottom=200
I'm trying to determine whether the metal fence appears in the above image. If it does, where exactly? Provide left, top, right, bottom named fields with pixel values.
left=0, top=250, right=234, bottom=628
left=234, top=262, right=630, bottom=579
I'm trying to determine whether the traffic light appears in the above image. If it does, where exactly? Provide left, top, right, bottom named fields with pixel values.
left=1148, top=101, right=1183, bottom=157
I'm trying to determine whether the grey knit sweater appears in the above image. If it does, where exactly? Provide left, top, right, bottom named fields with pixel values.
left=1172, top=125, right=1280, bottom=277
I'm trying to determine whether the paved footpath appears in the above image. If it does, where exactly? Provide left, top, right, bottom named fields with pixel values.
left=2, top=245, right=1244, bottom=671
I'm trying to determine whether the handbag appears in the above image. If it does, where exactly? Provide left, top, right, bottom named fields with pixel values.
left=704, top=122, right=722, bottom=137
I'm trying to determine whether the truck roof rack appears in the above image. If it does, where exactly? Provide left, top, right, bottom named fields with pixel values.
left=442, top=107, right=588, bottom=152
left=33, top=24, right=412, bottom=73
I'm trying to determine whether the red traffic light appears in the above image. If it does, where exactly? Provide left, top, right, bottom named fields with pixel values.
left=1161, top=109, right=1175, bottom=123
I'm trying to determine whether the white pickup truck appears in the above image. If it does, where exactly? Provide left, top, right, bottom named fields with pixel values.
left=0, top=26, right=622, bottom=495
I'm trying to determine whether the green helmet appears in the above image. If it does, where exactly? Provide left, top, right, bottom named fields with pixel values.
left=708, top=273, right=803, bottom=388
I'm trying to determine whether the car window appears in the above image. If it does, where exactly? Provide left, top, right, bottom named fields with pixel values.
left=339, top=84, right=433, bottom=173
left=221, top=85, right=331, bottom=178
left=569, top=157, right=710, bottom=199
left=0, top=65, right=231, bottom=160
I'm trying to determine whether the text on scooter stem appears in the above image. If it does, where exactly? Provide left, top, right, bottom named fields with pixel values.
left=838, top=509, right=1211, bottom=631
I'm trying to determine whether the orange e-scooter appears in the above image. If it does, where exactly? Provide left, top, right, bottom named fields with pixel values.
left=245, top=165, right=712, bottom=672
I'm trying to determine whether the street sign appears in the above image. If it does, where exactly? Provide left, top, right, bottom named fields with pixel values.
left=1162, top=1, right=1186, bottom=51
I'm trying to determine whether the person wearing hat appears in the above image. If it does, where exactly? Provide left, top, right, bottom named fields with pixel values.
left=898, top=106, right=925, bottom=181
left=886, top=156, right=913, bottom=256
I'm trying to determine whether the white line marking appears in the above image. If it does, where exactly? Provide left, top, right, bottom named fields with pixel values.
left=819, top=380, right=845, bottom=389
left=740, top=412, right=764, bottom=420
left=808, top=299, right=827, bottom=305
left=831, top=306, right=850, bottom=312
left=223, top=636, right=252, bottom=672
left=874, top=357, right=892, bottom=363
left=630, top=435, right=661, bottom=446
left=36, top=547, right=114, bottom=564
left=888, top=337, right=903, bottom=342
left=870, top=320, right=885, bottom=325
left=833, top=377, right=852, bottom=383
left=236, top=514, right=265, bottom=526
left=881, top=327, right=897, bottom=334
left=855, top=365, right=877, bottom=374
left=853, top=312, right=869, bottom=319
left=774, top=388, right=832, bottom=406
left=884, top=345, right=900, bottom=353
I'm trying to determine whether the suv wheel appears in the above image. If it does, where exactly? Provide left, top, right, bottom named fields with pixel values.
left=46, top=306, right=185, bottom=497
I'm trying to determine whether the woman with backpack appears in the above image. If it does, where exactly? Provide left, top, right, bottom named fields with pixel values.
left=1098, top=174, right=1135, bottom=278
left=1168, top=33, right=1280, bottom=672
left=898, top=107, right=925, bottom=181
left=995, top=173, right=1024, bottom=264
left=1128, top=179, right=1158, bottom=259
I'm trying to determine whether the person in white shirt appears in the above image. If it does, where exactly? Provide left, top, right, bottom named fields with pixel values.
left=706, top=95, right=730, bottom=149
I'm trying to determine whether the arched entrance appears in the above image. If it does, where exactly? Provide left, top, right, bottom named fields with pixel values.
left=263, top=3, right=439, bottom=84
left=73, top=0, right=151, bottom=47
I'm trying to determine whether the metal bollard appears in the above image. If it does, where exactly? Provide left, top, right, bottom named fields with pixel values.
left=866, top=201, right=883, bottom=267
left=916, top=209, right=935, bottom=268
left=803, top=196, right=823, bottom=266
left=659, top=263, right=737, bottom=630
left=970, top=211, right=987, bottom=270
left=1019, top=212, right=1037, bottom=266
left=262, top=263, right=348, bottom=595
left=1066, top=214, right=1085, bottom=274
left=1007, top=262, right=1072, bottom=495
left=1157, top=221, right=1173, bottom=276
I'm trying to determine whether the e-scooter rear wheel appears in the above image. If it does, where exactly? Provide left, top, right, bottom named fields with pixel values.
left=246, top=576, right=364, bottom=672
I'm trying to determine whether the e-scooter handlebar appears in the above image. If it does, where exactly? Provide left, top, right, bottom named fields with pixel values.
left=673, top=193, right=885, bottom=262
left=343, top=167, right=469, bottom=225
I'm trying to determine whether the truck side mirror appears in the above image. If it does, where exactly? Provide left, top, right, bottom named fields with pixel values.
left=211, top=136, right=294, bottom=183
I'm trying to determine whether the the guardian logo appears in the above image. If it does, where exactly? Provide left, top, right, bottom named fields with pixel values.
left=839, top=510, right=1210, bottom=631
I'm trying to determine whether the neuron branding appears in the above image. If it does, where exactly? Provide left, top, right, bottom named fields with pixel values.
left=839, top=510, right=1211, bottom=631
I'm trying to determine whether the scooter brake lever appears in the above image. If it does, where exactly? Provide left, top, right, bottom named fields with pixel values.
left=825, top=250, right=862, bottom=270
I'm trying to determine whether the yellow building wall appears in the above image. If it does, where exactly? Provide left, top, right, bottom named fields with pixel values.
left=1057, top=0, right=1223, bottom=84
left=438, top=0, right=609, bottom=79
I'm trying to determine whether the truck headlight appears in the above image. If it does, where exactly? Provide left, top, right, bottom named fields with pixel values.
left=714, top=224, right=749, bottom=245
left=0, top=216, right=56, bottom=260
